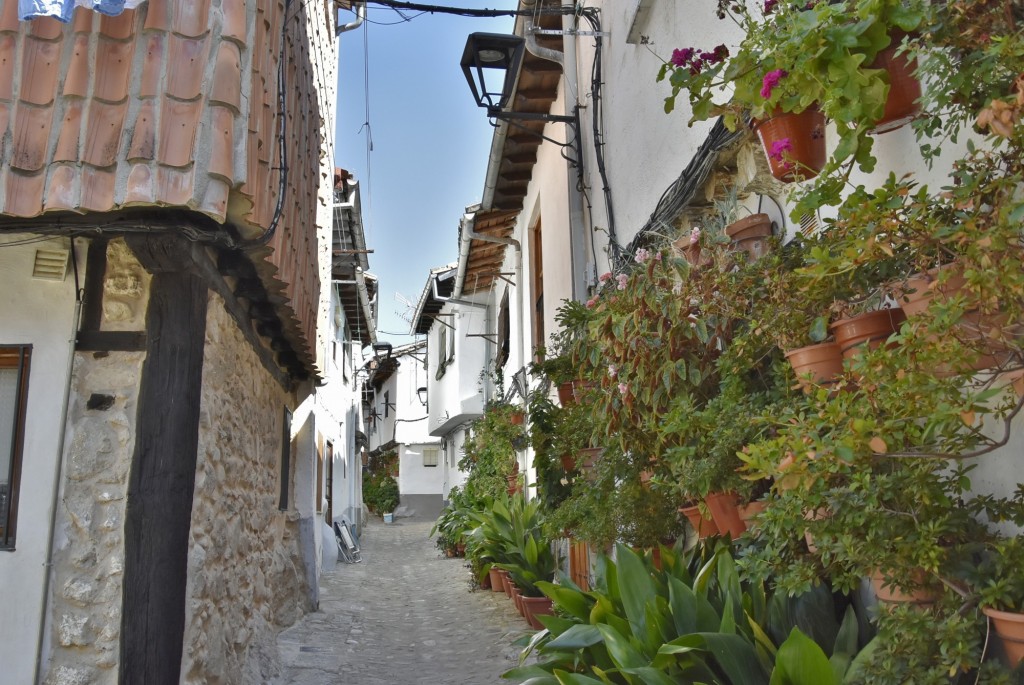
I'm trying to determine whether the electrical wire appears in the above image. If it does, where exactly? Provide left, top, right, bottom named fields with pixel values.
left=360, top=0, right=591, bottom=19
left=581, top=9, right=619, bottom=263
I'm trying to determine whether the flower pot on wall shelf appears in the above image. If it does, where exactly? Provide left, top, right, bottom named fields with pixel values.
left=560, top=453, right=576, bottom=471
left=680, top=504, right=720, bottom=540
left=784, top=342, right=845, bottom=392
left=754, top=108, right=826, bottom=183
left=870, top=35, right=922, bottom=133
left=703, top=491, right=748, bottom=538
left=983, top=607, right=1024, bottom=666
left=572, top=379, right=594, bottom=402
left=869, top=569, right=939, bottom=606
left=830, top=308, right=906, bottom=360
left=557, top=381, right=575, bottom=406
left=725, top=213, right=773, bottom=261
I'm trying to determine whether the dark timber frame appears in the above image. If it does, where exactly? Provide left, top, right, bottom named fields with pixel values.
left=119, top=235, right=208, bottom=685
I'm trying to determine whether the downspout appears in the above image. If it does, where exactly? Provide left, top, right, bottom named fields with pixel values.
left=336, top=1, right=365, bottom=35
left=34, top=251, right=84, bottom=685
left=561, top=1, right=588, bottom=302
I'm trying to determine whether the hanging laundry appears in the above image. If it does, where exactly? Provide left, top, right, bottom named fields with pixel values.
left=19, top=0, right=147, bottom=23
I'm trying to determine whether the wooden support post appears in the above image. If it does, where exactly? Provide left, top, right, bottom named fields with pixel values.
left=120, top=236, right=208, bottom=685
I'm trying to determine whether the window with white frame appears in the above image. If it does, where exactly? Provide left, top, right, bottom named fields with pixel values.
left=0, top=346, right=30, bottom=550
left=423, top=447, right=439, bottom=467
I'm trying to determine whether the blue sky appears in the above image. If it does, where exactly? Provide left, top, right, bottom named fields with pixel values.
left=335, top=3, right=516, bottom=345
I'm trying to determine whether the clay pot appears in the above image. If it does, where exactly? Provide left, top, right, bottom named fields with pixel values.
left=737, top=501, right=766, bottom=530
left=802, top=507, right=829, bottom=554
left=673, top=235, right=706, bottom=267
left=560, top=453, right=576, bottom=471
left=830, top=309, right=906, bottom=360
left=513, top=587, right=526, bottom=618
left=870, top=35, right=922, bottom=134
left=572, top=379, right=594, bottom=402
left=557, top=381, right=575, bottom=406
left=785, top=342, right=845, bottom=392
left=488, top=566, right=504, bottom=593
left=869, top=569, right=939, bottom=606
left=509, top=410, right=525, bottom=425
left=754, top=108, right=827, bottom=183
left=983, top=606, right=1024, bottom=666
left=500, top=569, right=512, bottom=598
left=703, top=492, right=747, bottom=538
left=522, top=596, right=554, bottom=630
left=680, top=504, right=720, bottom=540
left=725, top=213, right=774, bottom=261
left=578, top=447, right=603, bottom=474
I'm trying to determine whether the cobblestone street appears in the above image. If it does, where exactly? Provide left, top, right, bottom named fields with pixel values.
left=273, top=514, right=530, bottom=684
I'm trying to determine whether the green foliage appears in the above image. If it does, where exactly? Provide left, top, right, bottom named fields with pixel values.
left=465, top=494, right=555, bottom=596
left=460, top=403, right=530, bottom=502
left=363, top=471, right=398, bottom=515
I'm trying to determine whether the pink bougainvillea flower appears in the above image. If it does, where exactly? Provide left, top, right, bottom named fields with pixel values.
left=618, top=382, right=628, bottom=395
left=599, top=272, right=612, bottom=282
left=690, top=226, right=701, bottom=244
left=608, top=364, right=617, bottom=378
left=616, top=274, right=629, bottom=290
left=764, top=0, right=778, bottom=13
left=768, top=137, right=793, bottom=161
left=634, top=247, right=650, bottom=263
left=586, top=297, right=597, bottom=308
left=760, top=69, right=787, bottom=99
left=671, top=47, right=696, bottom=67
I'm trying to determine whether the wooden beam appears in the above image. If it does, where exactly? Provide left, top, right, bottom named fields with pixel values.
left=76, top=331, right=146, bottom=352
left=80, top=238, right=108, bottom=332
left=120, top=236, right=208, bottom=685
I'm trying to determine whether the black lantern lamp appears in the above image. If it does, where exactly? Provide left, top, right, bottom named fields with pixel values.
left=461, top=32, right=526, bottom=115
left=416, top=386, right=428, bottom=407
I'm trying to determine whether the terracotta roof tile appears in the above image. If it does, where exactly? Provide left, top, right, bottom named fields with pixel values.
left=30, top=16, right=62, bottom=40
left=94, top=38, right=134, bottom=101
left=143, top=0, right=170, bottom=31
left=0, top=34, right=14, bottom=100
left=199, top=177, right=229, bottom=218
left=11, top=103, right=54, bottom=170
left=124, top=163, right=154, bottom=204
left=82, top=99, right=127, bottom=167
left=0, top=2, right=18, bottom=33
left=71, top=7, right=93, bottom=33
left=158, top=97, right=202, bottom=167
left=53, top=99, right=83, bottom=160
left=19, top=37, right=60, bottom=105
left=127, top=99, right=156, bottom=160
left=156, top=165, right=194, bottom=206
left=99, top=9, right=136, bottom=40
left=210, top=41, right=241, bottom=110
left=208, top=104, right=234, bottom=181
left=174, top=0, right=211, bottom=38
left=4, top=169, right=46, bottom=217
left=79, top=165, right=115, bottom=212
left=139, top=33, right=164, bottom=97
left=0, top=101, right=8, bottom=159
left=166, top=34, right=209, bottom=100
left=45, top=164, right=79, bottom=210
left=221, top=0, right=246, bottom=43
left=62, top=35, right=90, bottom=96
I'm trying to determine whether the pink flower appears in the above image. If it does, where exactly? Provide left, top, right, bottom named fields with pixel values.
left=634, top=247, right=650, bottom=263
left=616, top=274, right=629, bottom=291
left=599, top=272, right=612, bottom=282
left=760, top=69, right=787, bottom=99
left=608, top=364, right=617, bottom=378
left=671, top=47, right=695, bottom=68
left=764, top=0, right=778, bottom=13
left=586, top=297, right=597, bottom=308
left=690, top=226, right=701, bottom=244
left=654, top=251, right=663, bottom=261
left=768, top=137, right=793, bottom=161
left=618, top=382, right=628, bottom=395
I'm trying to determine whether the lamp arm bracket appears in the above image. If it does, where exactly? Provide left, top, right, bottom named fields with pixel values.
left=528, top=28, right=609, bottom=37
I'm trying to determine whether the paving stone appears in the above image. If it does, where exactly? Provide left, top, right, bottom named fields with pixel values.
left=273, top=515, right=531, bottom=684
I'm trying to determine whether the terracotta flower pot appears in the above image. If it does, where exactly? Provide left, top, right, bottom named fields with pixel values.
left=870, top=35, right=922, bottom=134
left=557, top=381, right=575, bottom=406
left=703, top=491, right=747, bottom=538
left=754, top=108, right=827, bottom=183
left=572, top=379, right=594, bottom=402
left=578, top=447, right=603, bottom=474
left=500, top=569, right=512, bottom=598
left=522, top=595, right=554, bottom=630
left=513, top=587, right=526, bottom=618
left=785, top=342, right=845, bottom=392
left=488, top=566, right=504, bottom=593
left=869, top=569, right=939, bottom=606
left=725, top=213, right=774, bottom=261
left=830, top=309, right=906, bottom=360
left=680, top=504, right=720, bottom=540
left=509, top=410, right=525, bottom=425
left=983, top=606, right=1024, bottom=666
left=673, top=234, right=708, bottom=267
left=737, top=500, right=766, bottom=529
left=560, top=453, right=576, bottom=471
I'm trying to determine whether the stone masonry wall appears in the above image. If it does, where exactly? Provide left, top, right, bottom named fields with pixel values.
left=182, top=290, right=309, bottom=684
left=44, top=239, right=150, bottom=685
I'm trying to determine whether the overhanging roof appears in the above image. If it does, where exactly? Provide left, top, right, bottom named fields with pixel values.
left=410, top=264, right=457, bottom=335
left=457, top=209, right=519, bottom=295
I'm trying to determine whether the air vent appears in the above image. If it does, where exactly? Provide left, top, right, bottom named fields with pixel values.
left=32, top=248, right=69, bottom=281
left=799, top=212, right=820, bottom=236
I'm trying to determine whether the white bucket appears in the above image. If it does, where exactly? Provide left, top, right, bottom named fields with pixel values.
left=383, top=512, right=394, bottom=524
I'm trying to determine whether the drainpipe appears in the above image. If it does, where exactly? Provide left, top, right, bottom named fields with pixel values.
left=561, top=1, right=588, bottom=302
left=336, top=1, right=365, bottom=35
left=34, top=274, right=84, bottom=684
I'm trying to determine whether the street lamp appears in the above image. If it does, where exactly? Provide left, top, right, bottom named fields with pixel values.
left=416, top=386, right=428, bottom=407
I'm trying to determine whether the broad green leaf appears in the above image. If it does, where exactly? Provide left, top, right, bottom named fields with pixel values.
left=597, top=624, right=647, bottom=670
left=769, top=628, right=838, bottom=685
left=829, top=606, right=859, bottom=679
left=538, top=582, right=592, bottom=622
left=616, top=544, right=657, bottom=638
left=553, top=672, right=606, bottom=685
left=547, top=624, right=604, bottom=650
left=843, top=635, right=879, bottom=683
left=696, top=633, right=769, bottom=685
left=620, top=666, right=680, bottom=685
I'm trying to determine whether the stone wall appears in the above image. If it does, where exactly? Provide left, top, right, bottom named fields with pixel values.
left=182, top=291, right=309, bottom=684
left=44, top=239, right=150, bottom=685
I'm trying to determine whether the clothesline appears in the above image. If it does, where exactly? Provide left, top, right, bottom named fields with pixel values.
left=19, top=0, right=147, bottom=23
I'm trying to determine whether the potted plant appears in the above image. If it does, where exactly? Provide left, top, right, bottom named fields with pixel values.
left=974, top=538, right=1024, bottom=666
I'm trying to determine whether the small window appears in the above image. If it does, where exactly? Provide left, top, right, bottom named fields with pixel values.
left=423, top=447, right=439, bottom=467
left=0, top=346, right=31, bottom=550
left=278, top=408, right=293, bottom=511
left=435, top=324, right=449, bottom=380
left=384, top=390, right=390, bottom=418
left=496, top=289, right=510, bottom=370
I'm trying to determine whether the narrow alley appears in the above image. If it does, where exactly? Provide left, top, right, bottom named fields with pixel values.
left=274, top=514, right=529, bottom=685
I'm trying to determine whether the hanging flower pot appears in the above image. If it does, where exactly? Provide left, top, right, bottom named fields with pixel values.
left=509, top=409, right=526, bottom=425
left=703, top=491, right=747, bottom=538
left=830, top=308, right=906, bottom=360
left=870, top=34, right=922, bottom=134
left=560, top=453, right=576, bottom=471
left=982, top=607, right=1024, bottom=666
left=753, top=108, right=826, bottom=183
left=725, top=213, right=774, bottom=261
left=680, top=504, right=720, bottom=540
left=784, top=342, right=845, bottom=392
left=557, top=381, right=576, bottom=406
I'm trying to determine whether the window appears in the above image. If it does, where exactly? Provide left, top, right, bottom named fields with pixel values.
left=423, top=447, right=439, bottom=467
left=435, top=323, right=451, bottom=380
left=530, top=220, right=545, bottom=358
left=496, top=289, right=510, bottom=370
left=278, top=407, right=292, bottom=511
left=1, top=346, right=31, bottom=550
left=384, top=390, right=390, bottom=418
